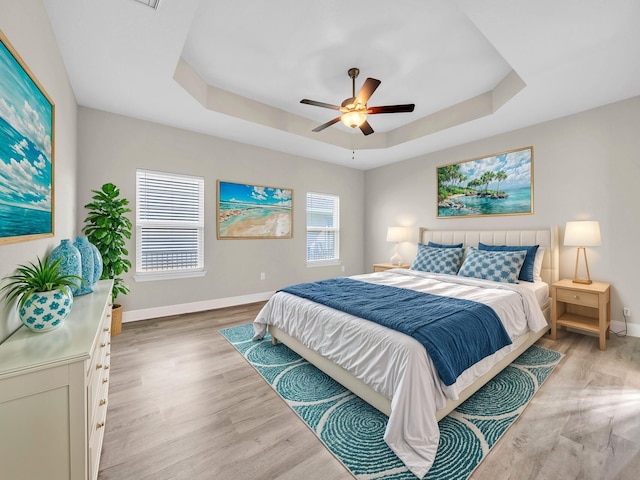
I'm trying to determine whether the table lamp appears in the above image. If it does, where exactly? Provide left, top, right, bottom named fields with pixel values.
left=564, top=220, right=601, bottom=284
left=386, top=226, right=409, bottom=265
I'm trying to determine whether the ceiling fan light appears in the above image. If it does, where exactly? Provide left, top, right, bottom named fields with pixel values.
left=341, top=111, right=367, bottom=128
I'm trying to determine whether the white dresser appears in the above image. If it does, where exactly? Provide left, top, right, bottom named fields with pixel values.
left=0, top=279, right=113, bottom=480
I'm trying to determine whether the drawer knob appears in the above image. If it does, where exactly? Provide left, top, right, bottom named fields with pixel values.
left=99, top=399, right=107, bottom=406
left=96, top=422, right=105, bottom=429
left=96, top=364, right=103, bottom=370
left=103, top=377, right=109, bottom=384
left=104, top=327, right=110, bottom=332
left=104, top=365, right=110, bottom=370
left=100, top=343, right=107, bottom=348
left=574, top=295, right=579, bottom=299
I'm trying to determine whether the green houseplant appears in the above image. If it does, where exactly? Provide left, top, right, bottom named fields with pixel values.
left=82, top=182, right=132, bottom=335
left=1, top=256, right=83, bottom=332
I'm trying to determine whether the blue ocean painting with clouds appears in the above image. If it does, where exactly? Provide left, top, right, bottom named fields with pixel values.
left=0, top=36, right=53, bottom=239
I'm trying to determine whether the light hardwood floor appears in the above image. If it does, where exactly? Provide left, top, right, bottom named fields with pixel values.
left=99, top=304, right=640, bottom=480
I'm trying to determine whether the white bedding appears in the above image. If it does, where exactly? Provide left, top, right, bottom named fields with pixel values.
left=253, top=269, right=548, bottom=478
left=518, top=278, right=550, bottom=308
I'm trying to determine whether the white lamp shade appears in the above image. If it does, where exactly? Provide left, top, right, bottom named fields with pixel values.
left=341, top=111, right=367, bottom=128
left=386, top=226, right=409, bottom=243
left=564, top=221, right=601, bottom=247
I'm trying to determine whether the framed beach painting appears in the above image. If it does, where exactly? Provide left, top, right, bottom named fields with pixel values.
left=0, top=30, right=54, bottom=245
left=437, top=146, right=533, bottom=218
left=217, top=180, right=293, bottom=239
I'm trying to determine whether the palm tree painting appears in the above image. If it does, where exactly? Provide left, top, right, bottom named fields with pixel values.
left=437, top=147, right=533, bottom=218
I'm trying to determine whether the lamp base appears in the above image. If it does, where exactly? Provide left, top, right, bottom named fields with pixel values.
left=390, top=252, right=403, bottom=266
left=573, top=247, right=593, bottom=285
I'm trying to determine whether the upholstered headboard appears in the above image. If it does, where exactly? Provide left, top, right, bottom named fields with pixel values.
left=418, top=226, right=559, bottom=288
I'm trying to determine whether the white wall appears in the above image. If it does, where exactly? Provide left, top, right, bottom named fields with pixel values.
left=76, top=108, right=365, bottom=319
left=0, top=0, right=78, bottom=343
left=365, top=95, right=640, bottom=334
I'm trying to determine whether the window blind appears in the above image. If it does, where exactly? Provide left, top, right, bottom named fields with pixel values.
left=136, top=169, right=204, bottom=273
left=306, top=192, right=340, bottom=263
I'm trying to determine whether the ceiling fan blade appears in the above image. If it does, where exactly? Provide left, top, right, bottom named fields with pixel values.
left=367, top=104, right=415, bottom=114
left=312, top=117, right=342, bottom=132
left=355, top=78, right=381, bottom=106
left=359, top=120, right=374, bottom=136
left=301, top=99, right=341, bottom=110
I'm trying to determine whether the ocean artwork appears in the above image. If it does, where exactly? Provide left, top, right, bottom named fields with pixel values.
left=437, top=147, right=533, bottom=218
left=0, top=31, right=54, bottom=244
left=217, top=181, right=293, bottom=239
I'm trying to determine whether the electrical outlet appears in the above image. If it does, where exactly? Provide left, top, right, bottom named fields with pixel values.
left=624, top=307, right=631, bottom=317
left=260, top=272, right=266, bottom=280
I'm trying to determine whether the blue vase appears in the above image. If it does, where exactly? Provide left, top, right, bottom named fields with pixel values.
left=49, top=239, right=83, bottom=295
left=73, top=236, right=94, bottom=296
left=87, top=240, right=103, bottom=285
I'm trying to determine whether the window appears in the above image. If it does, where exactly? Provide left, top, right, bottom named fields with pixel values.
left=306, top=192, right=340, bottom=264
left=136, top=169, right=205, bottom=280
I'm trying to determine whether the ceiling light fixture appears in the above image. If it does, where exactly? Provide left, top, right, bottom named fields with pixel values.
left=341, top=110, right=367, bottom=128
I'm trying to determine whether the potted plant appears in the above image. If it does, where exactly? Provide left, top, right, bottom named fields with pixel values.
left=82, top=182, right=132, bottom=335
left=1, top=256, right=84, bottom=332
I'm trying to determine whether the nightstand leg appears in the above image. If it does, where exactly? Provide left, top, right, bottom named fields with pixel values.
left=599, top=295, right=607, bottom=351
left=550, top=291, right=557, bottom=340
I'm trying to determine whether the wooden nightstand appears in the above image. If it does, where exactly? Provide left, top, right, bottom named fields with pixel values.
left=373, top=263, right=410, bottom=272
left=551, top=279, right=611, bottom=350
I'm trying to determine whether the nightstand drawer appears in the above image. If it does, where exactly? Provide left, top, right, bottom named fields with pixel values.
left=373, top=263, right=410, bottom=272
left=555, top=288, right=599, bottom=308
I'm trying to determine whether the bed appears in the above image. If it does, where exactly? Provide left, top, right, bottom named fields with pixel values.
left=253, top=227, right=559, bottom=478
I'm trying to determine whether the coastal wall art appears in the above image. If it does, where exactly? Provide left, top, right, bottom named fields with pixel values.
left=217, top=180, right=293, bottom=239
left=437, top=146, right=533, bottom=218
left=0, top=30, right=54, bottom=245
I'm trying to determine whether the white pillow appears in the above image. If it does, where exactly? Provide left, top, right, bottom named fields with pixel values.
left=533, top=246, right=545, bottom=282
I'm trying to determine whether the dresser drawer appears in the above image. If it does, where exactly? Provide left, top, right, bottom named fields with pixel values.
left=555, top=288, right=599, bottom=308
left=87, top=304, right=111, bottom=433
left=88, top=360, right=109, bottom=431
left=87, top=309, right=111, bottom=377
left=88, top=398, right=108, bottom=480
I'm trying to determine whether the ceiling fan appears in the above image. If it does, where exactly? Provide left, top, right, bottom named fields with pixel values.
left=301, top=67, right=415, bottom=136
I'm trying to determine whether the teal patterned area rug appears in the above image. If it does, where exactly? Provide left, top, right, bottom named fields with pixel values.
left=220, top=324, right=562, bottom=480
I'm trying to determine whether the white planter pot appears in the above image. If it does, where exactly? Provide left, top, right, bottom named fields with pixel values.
left=19, top=288, right=73, bottom=332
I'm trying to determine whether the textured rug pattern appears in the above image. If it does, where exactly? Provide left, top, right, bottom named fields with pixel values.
left=220, top=324, right=562, bottom=479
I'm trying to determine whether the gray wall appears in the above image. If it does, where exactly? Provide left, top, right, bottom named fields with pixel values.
left=365, top=95, right=640, bottom=333
left=0, top=0, right=78, bottom=343
left=76, top=108, right=365, bottom=317
left=2, top=0, right=638, bottom=340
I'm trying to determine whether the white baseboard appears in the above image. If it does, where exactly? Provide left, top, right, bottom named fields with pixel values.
left=610, top=319, right=640, bottom=338
left=122, top=291, right=274, bottom=323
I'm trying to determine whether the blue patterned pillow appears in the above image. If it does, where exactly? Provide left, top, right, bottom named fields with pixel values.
left=410, top=244, right=465, bottom=274
left=427, top=241, right=464, bottom=249
left=458, top=247, right=527, bottom=284
left=478, top=243, right=539, bottom=282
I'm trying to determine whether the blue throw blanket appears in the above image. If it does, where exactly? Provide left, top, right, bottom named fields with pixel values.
left=280, top=277, right=512, bottom=386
